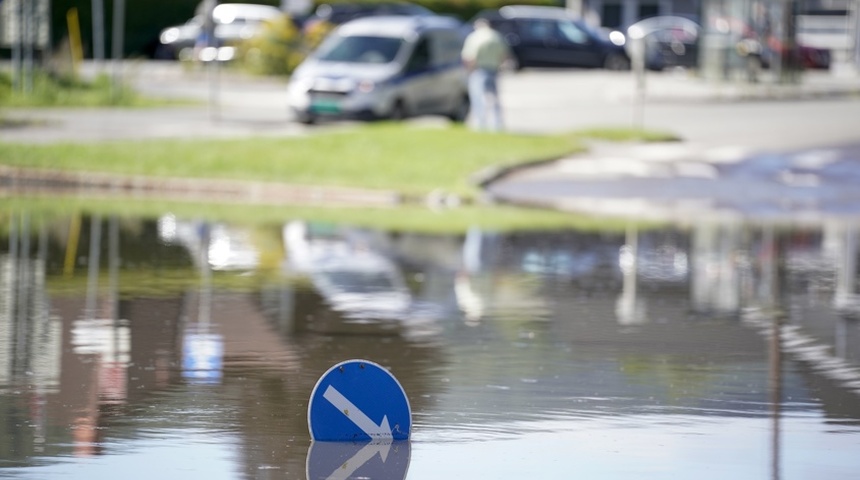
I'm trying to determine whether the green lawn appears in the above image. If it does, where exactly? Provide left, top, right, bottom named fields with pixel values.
left=0, top=121, right=681, bottom=232
left=0, top=123, right=582, bottom=198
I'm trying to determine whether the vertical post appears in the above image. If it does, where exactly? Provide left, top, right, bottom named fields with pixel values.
left=201, top=0, right=220, bottom=121
left=111, top=0, right=126, bottom=99
left=11, top=0, right=22, bottom=91
left=854, top=0, right=860, bottom=68
left=67, top=8, right=85, bottom=75
left=628, top=25, right=646, bottom=130
left=92, top=0, right=105, bottom=69
left=22, top=0, right=31, bottom=93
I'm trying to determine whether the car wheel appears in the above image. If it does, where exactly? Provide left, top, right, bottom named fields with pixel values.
left=447, top=94, right=470, bottom=123
left=296, top=112, right=316, bottom=125
left=604, top=53, right=631, bottom=71
left=389, top=99, right=408, bottom=121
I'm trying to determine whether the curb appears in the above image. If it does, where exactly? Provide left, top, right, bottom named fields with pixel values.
left=0, top=166, right=402, bottom=208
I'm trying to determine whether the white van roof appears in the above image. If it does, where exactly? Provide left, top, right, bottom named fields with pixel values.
left=336, top=15, right=463, bottom=37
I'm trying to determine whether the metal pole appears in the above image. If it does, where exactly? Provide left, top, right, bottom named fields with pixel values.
left=111, top=0, right=126, bottom=98
left=11, top=0, right=22, bottom=91
left=23, top=0, right=33, bottom=93
left=92, top=0, right=106, bottom=68
left=854, top=0, right=860, bottom=68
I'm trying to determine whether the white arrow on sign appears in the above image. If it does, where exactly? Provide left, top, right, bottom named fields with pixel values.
left=323, top=385, right=393, bottom=439
left=326, top=441, right=392, bottom=480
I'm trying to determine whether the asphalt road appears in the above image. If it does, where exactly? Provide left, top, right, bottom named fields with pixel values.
left=3, top=61, right=858, bottom=152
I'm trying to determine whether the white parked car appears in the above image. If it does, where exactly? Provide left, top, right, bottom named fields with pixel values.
left=156, top=3, right=282, bottom=60
left=286, top=15, right=470, bottom=124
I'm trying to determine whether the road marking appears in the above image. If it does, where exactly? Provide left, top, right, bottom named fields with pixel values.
left=326, top=441, right=392, bottom=480
left=323, top=385, right=393, bottom=438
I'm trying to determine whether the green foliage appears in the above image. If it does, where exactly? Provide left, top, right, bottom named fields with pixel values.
left=236, top=14, right=309, bottom=76
left=573, top=127, right=683, bottom=143
left=0, top=70, right=156, bottom=107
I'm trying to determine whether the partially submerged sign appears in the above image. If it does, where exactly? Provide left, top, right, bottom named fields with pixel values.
left=308, top=359, right=411, bottom=441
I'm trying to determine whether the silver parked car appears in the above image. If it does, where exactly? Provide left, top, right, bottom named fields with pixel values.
left=286, top=15, right=470, bottom=124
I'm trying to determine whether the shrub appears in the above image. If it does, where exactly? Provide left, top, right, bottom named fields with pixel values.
left=235, top=14, right=309, bottom=76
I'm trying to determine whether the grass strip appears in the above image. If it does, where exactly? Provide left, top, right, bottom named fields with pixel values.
left=0, top=123, right=583, bottom=199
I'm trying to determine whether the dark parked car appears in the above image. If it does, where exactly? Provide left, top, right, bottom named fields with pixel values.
left=472, top=5, right=630, bottom=70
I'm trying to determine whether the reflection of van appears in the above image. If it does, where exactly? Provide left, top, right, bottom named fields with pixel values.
left=283, top=221, right=411, bottom=318
left=286, top=15, right=470, bottom=124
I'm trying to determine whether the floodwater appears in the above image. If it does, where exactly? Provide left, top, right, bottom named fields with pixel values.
left=0, top=210, right=858, bottom=479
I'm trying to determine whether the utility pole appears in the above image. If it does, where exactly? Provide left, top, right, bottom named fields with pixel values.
left=111, top=0, right=126, bottom=97
left=92, top=0, right=105, bottom=68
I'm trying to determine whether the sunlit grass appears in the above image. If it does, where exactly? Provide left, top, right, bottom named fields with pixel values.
left=0, top=123, right=582, bottom=198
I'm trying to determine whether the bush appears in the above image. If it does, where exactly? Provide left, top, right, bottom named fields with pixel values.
left=0, top=70, right=147, bottom=107
left=235, top=15, right=311, bottom=76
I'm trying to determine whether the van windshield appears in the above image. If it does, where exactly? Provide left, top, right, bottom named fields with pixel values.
left=315, top=35, right=405, bottom=64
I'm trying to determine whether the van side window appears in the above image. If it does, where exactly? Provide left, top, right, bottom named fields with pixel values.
left=429, top=30, right=463, bottom=66
left=406, top=37, right=430, bottom=71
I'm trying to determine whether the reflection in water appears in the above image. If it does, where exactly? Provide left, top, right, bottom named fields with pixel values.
left=0, top=210, right=858, bottom=477
left=306, top=440, right=411, bottom=480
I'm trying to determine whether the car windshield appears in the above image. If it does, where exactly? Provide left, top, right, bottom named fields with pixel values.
left=315, top=35, right=405, bottom=64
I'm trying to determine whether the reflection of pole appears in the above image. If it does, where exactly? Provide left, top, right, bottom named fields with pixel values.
left=13, top=213, right=30, bottom=378
left=85, top=216, right=102, bottom=319
left=108, top=216, right=120, bottom=321
left=617, top=224, right=643, bottom=325
left=834, top=226, right=857, bottom=310
left=199, top=224, right=212, bottom=328
left=64, top=215, right=81, bottom=277
left=761, top=226, right=775, bottom=307
left=769, top=312, right=783, bottom=480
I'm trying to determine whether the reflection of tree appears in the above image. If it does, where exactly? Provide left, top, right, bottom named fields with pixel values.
left=618, top=354, right=717, bottom=403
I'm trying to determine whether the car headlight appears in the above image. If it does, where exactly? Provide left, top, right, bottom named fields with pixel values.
left=609, top=30, right=626, bottom=46
left=160, top=28, right=181, bottom=45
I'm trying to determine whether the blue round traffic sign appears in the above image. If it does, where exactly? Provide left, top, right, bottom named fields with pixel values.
left=308, top=359, right=411, bottom=441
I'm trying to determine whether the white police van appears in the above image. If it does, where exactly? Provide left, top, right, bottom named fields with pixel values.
left=287, top=15, right=470, bottom=124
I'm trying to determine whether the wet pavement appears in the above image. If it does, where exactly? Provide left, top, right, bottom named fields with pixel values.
left=487, top=141, right=860, bottom=222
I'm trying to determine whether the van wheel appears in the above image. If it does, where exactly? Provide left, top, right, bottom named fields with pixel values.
left=447, top=94, right=470, bottom=123
left=296, top=112, right=316, bottom=125
left=389, top=100, right=408, bottom=121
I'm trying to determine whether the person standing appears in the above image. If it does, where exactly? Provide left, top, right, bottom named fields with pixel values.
left=461, top=18, right=510, bottom=131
